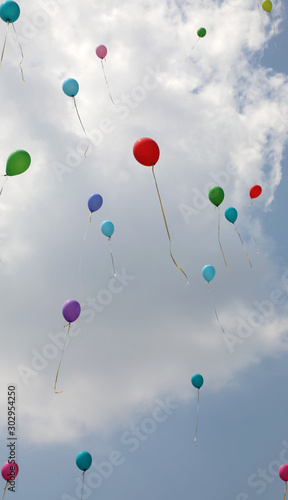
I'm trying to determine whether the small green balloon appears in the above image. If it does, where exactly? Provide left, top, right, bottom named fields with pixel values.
left=208, top=186, right=224, bottom=207
left=6, top=150, right=31, bottom=176
left=197, top=27, right=206, bottom=38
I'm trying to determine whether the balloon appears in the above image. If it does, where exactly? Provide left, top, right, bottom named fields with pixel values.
left=0, top=1, right=20, bottom=23
left=62, top=78, right=79, bottom=97
left=133, top=138, right=160, bottom=166
left=96, top=45, right=107, bottom=59
left=1, top=462, right=19, bottom=481
left=76, top=451, right=92, bottom=471
left=191, top=373, right=204, bottom=389
left=208, top=186, right=224, bottom=207
left=225, top=207, right=238, bottom=224
left=202, top=265, right=215, bottom=282
left=101, top=220, right=114, bottom=238
left=249, top=185, right=262, bottom=199
left=279, top=465, right=288, bottom=482
left=197, top=27, right=206, bottom=37
left=62, top=300, right=81, bottom=323
left=88, top=194, right=103, bottom=213
left=6, top=150, right=31, bottom=176
left=262, top=0, right=272, bottom=11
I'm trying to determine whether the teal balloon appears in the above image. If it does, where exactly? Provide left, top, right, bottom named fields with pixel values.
left=62, top=78, right=79, bottom=97
left=0, top=1, right=20, bottom=23
left=101, top=220, right=114, bottom=237
left=76, top=451, right=92, bottom=471
left=225, top=207, right=238, bottom=224
left=191, top=373, right=204, bottom=389
left=202, top=265, right=215, bottom=282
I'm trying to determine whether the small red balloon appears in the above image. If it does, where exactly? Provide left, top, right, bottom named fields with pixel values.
left=1, top=462, right=19, bottom=482
left=279, top=464, right=288, bottom=482
left=133, top=138, right=160, bottom=167
left=249, top=185, right=262, bottom=199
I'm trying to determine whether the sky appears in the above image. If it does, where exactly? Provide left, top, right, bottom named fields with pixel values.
left=0, top=0, right=288, bottom=498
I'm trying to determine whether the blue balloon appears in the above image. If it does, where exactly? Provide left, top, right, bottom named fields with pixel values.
left=191, top=373, right=204, bottom=389
left=88, top=194, right=103, bottom=213
left=101, top=220, right=114, bottom=238
left=0, top=1, right=20, bottom=23
left=225, top=207, right=238, bottom=224
left=76, top=451, right=92, bottom=471
left=202, top=265, right=215, bottom=282
left=62, top=78, right=79, bottom=97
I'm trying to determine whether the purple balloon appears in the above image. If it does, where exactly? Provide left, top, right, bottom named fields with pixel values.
left=88, top=194, right=103, bottom=213
left=62, top=300, right=81, bottom=323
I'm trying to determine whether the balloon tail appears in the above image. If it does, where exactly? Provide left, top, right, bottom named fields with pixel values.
left=2, top=482, right=8, bottom=500
left=0, top=21, right=9, bottom=71
left=217, top=208, right=228, bottom=270
left=12, top=23, right=25, bottom=82
left=0, top=176, right=8, bottom=196
left=152, top=165, right=189, bottom=285
left=100, top=59, right=117, bottom=105
left=207, top=282, right=226, bottom=334
left=284, top=481, right=287, bottom=500
left=80, top=471, right=85, bottom=500
left=257, top=1, right=264, bottom=24
left=54, top=323, right=70, bottom=394
left=269, top=12, right=277, bottom=47
left=193, top=389, right=200, bottom=446
left=72, top=97, right=89, bottom=156
left=234, top=224, right=253, bottom=268
left=185, top=38, right=200, bottom=61
left=108, top=237, right=116, bottom=278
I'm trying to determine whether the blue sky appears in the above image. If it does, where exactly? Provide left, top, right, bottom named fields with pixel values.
left=0, top=0, right=288, bottom=499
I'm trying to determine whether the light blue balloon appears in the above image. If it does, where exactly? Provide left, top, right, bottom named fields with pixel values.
left=0, top=1, right=20, bottom=23
left=225, top=207, right=238, bottom=224
left=202, top=265, right=215, bottom=282
left=76, top=451, right=92, bottom=471
left=101, top=220, right=114, bottom=238
left=62, top=78, right=79, bottom=97
left=191, top=373, right=204, bottom=389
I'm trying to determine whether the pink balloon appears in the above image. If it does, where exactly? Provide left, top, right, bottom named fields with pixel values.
left=1, top=462, right=19, bottom=482
left=279, top=464, right=288, bottom=481
left=96, top=45, right=107, bottom=59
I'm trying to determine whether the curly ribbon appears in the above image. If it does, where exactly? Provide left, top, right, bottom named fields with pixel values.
left=193, top=388, right=200, bottom=446
left=11, top=23, right=25, bottom=82
left=284, top=481, right=287, bottom=500
left=0, top=21, right=9, bottom=71
left=54, top=323, right=71, bottom=394
left=2, top=482, right=8, bottom=500
left=72, top=97, right=89, bottom=156
left=217, top=208, right=228, bottom=270
left=207, top=282, right=226, bottom=335
left=108, top=237, right=116, bottom=278
left=100, top=59, right=117, bottom=105
left=234, top=224, right=253, bottom=268
left=152, top=164, right=189, bottom=285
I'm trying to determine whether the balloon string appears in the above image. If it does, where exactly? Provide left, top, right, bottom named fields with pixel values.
left=234, top=224, right=253, bottom=268
left=72, top=97, right=89, bottom=157
left=108, top=237, right=116, bottom=278
left=185, top=38, right=200, bottom=62
left=80, top=471, right=85, bottom=500
left=0, top=21, right=9, bottom=71
left=193, top=389, right=200, bottom=446
left=207, top=282, right=226, bottom=334
left=152, top=164, right=189, bottom=285
left=257, top=1, right=264, bottom=24
left=54, top=323, right=71, bottom=394
left=0, top=176, right=8, bottom=196
left=2, top=482, right=8, bottom=500
left=269, top=11, right=277, bottom=47
left=100, top=59, right=117, bottom=105
left=11, top=23, right=25, bottom=82
left=284, top=481, right=287, bottom=500
left=217, top=208, right=228, bottom=270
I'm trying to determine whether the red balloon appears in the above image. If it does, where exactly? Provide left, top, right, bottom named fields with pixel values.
left=249, top=185, right=262, bottom=199
left=1, top=462, right=19, bottom=482
left=279, top=464, right=288, bottom=481
left=133, top=138, right=160, bottom=166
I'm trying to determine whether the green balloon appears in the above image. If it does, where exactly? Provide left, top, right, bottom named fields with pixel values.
left=208, top=186, right=224, bottom=207
left=197, top=27, right=206, bottom=38
left=6, top=150, right=31, bottom=176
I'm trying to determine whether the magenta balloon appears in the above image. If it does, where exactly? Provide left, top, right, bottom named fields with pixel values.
left=62, top=300, right=81, bottom=323
left=279, top=464, right=288, bottom=481
left=96, top=44, right=107, bottom=59
left=1, top=462, right=19, bottom=481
